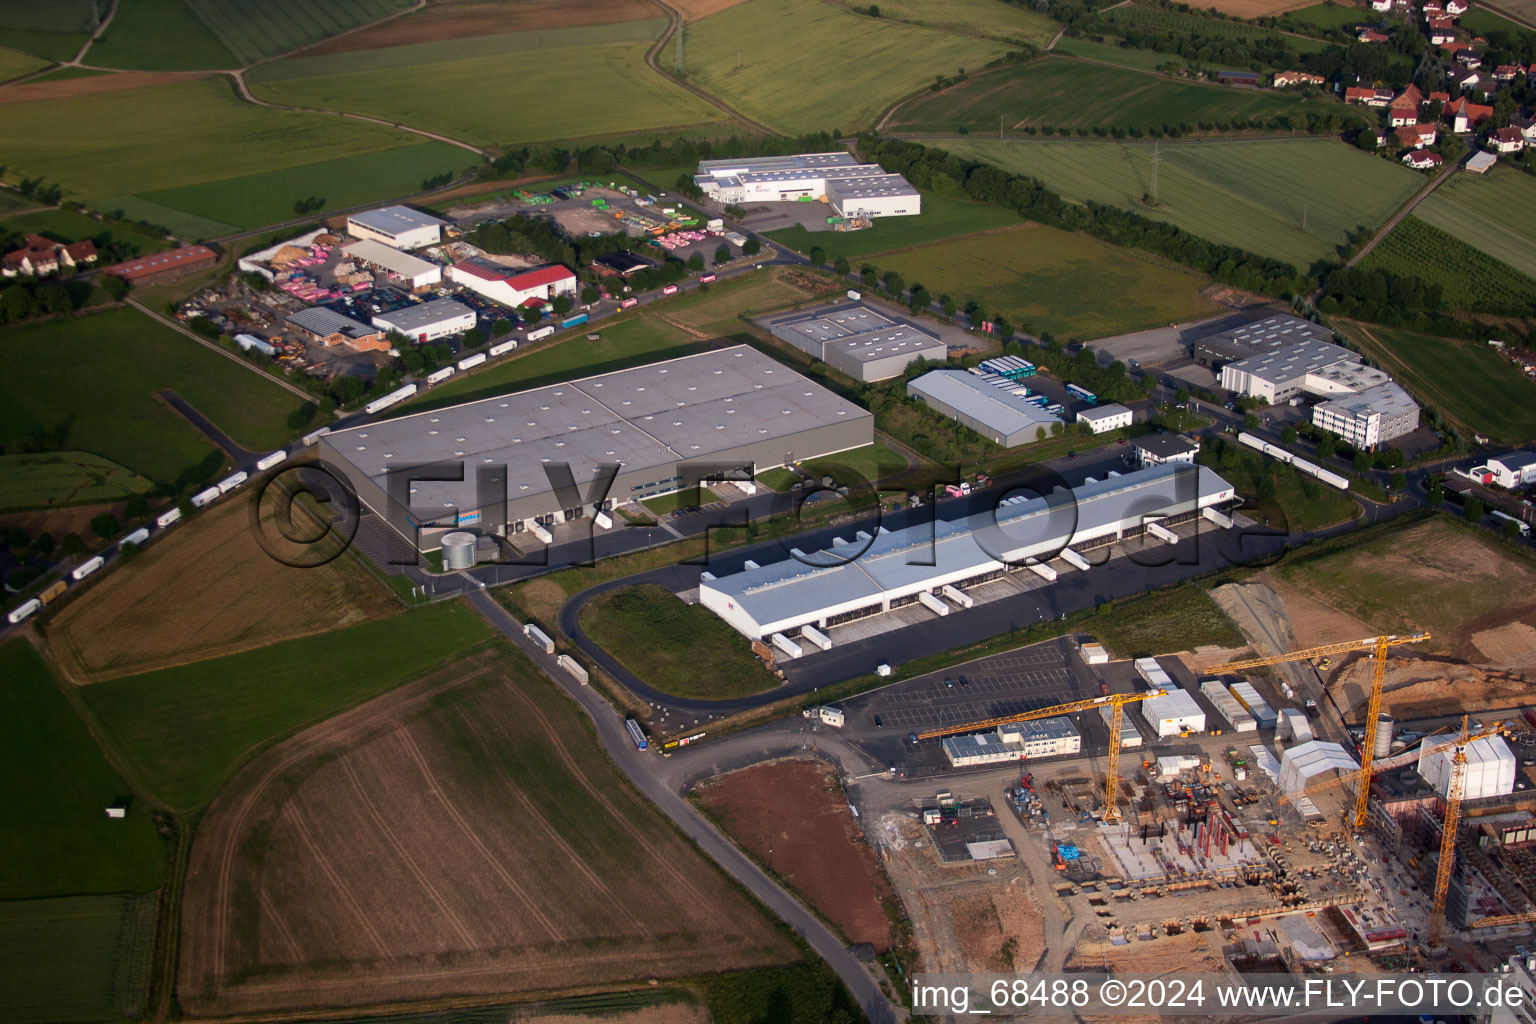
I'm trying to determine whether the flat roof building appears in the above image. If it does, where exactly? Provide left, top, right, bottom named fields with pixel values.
left=1312, top=381, right=1421, bottom=450
left=1192, top=314, right=1336, bottom=370
left=699, top=463, right=1237, bottom=638
left=285, top=306, right=387, bottom=352
left=371, top=297, right=477, bottom=344
left=767, top=303, right=946, bottom=381
left=591, top=251, right=654, bottom=277
left=104, top=245, right=218, bottom=285
left=346, top=206, right=444, bottom=250
left=448, top=259, right=577, bottom=309
left=342, top=239, right=443, bottom=291
left=694, top=152, right=920, bottom=219
left=320, top=345, right=872, bottom=551
left=908, top=369, right=1062, bottom=446
left=1132, top=434, right=1199, bottom=468
left=1139, top=686, right=1206, bottom=738
left=944, top=718, right=1080, bottom=767
left=1077, top=403, right=1133, bottom=434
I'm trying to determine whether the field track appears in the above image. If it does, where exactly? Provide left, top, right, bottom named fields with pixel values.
left=181, top=650, right=792, bottom=1015
left=302, top=0, right=656, bottom=53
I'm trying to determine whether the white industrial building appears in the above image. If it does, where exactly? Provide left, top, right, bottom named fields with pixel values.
left=694, top=152, right=921, bottom=219
left=371, top=297, right=477, bottom=344
left=698, top=463, right=1238, bottom=639
left=943, top=717, right=1080, bottom=766
left=1132, top=434, right=1199, bottom=468
left=1278, top=740, right=1359, bottom=798
left=1077, top=403, right=1133, bottom=434
left=1218, top=334, right=1419, bottom=449
left=765, top=303, right=946, bottom=382
left=342, top=239, right=443, bottom=291
left=1467, top=450, right=1536, bottom=489
left=908, top=369, right=1062, bottom=446
left=449, top=259, right=577, bottom=309
left=1418, top=734, right=1516, bottom=800
left=1277, top=708, right=1314, bottom=744
left=346, top=205, right=445, bottom=250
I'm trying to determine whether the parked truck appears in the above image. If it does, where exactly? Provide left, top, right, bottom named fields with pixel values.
left=71, top=555, right=105, bottom=581
left=524, top=623, right=555, bottom=654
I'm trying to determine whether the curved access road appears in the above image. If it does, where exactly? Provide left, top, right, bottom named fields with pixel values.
left=641, top=0, right=779, bottom=137
left=464, top=588, right=898, bottom=1024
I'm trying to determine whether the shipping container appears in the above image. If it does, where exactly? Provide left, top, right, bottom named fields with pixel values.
left=301, top=425, right=333, bottom=446
left=626, top=718, right=648, bottom=750
left=122, top=527, right=150, bottom=548
left=457, top=352, right=487, bottom=371
left=72, top=556, right=105, bottom=581
left=846, top=289, right=861, bottom=301
left=619, top=297, right=639, bottom=310
left=7, top=598, right=41, bottom=625
left=39, top=580, right=68, bottom=605
left=157, top=507, right=183, bottom=529
left=527, top=325, right=555, bottom=342
left=699, top=273, right=716, bottom=283
left=255, top=450, right=288, bottom=472
left=217, top=471, right=248, bottom=494
left=560, top=312, right=589, bottom=329
left=191, top=486, right=221, bottom=508
left=488, top=339, right=518, bottom=357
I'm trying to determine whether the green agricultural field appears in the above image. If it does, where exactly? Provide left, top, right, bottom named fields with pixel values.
left=0, top=642, right=164, bottom=898
left=0, top=894, right=157, bottom=1024
left=0, top=452, right=156, bottom=512
left=869, top=0, right=1057, bottom=45
left=1458, top=6, right=1528, bottom=34
left=0, top=0, right=96, bottom=61
left=1339, top=322, right=1536, bottom=444
left=402, top=314, right=706, bottom=412
left=1414, top=168, right=1536, bottom=281
left=581, top=584, right=780, bottom=699
left=942, top=138, right=1421, bottom=268
left=0, top=307, right=308, bottom=488
left=1089, top=583, right=1244, bottom=658
left=250, top=39, right=726, bottom=149
left=1100, top=1, right=1332, bottom=51
left=85, top=0, right=239, bottom=70
left=0, top=207, right=168, bottom=255
left=1360, top=215, right=1536, bottom=311
left=1050, top=36, right=1182, bottom=71
left=875, top=224, right=1216, bottom=338
left=182, top=0, right=415, bottom=65
left=766, top=192, right=1025, bottom=262
left=79, top=602, right=494, bottom=809
left=0, top=46, right=48, bottom=82
left=88, top=194, right=236, bottom=240
left=1280, top=2, right=1369, bottom=32
left=21, top=65, right=110, bottom=83
left=0, top=189, right=42, bottom=215
left=890, top=57, right=1352, bottom=136
left=798, top=442, right=911, bottom=490
left=684, top=0, right=1012, bottom=133
left=133, top=142, right=472, bottom=234
left=0, top=77, right=442, bottom=204
left=1199, top=439, right=1357, bottom=530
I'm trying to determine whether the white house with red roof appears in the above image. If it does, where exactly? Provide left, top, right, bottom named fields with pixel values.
left=1428, top=16, right=1455, bottom=42
left=1395, top=124, right=1439, bottom=148
left=1492, top=126, right=1527, bottom=153
left=1402, top=150, right=1443, bottom=169
left=1358, top=27, right=1391, bottom=41
left=1445, top=0, right=1468, bottom=14
left=1422, top=0, right=1445, bottom=16
left=1, top=234, right=97, bottom=278
left=447, top=258, right=578, bottom=309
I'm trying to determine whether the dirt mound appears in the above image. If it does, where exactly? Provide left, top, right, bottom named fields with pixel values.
left=1472, top=622, right=1536, bottom=669
left=304, top=0, right=655, bottom=53
left=1331, top=656, right=1536, bottom=722
left=695, top=758, right=895, bottom=950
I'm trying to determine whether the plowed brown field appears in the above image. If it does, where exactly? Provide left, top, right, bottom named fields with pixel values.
left=179, top=650, right=794, bottom=1015
left=48, top=495, right=397, bottom=683
left=696, top=759, right=894, bottom=951
left=305, top=0, right=655, bottom=52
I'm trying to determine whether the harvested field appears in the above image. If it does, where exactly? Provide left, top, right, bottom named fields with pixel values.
left=307, top=0, right=656, bottom=52
left=1197, top=0, right=1322, bottom=16
left=1269, top=518, right=1536, bottom=663
left=672, top=0, right=754, bottom=18
left=48, top=494, right=398, bottom=683
left=179, top=649, right=794, bottom=1014
left=0, top=70, right=209, bottom=104
left=695, top=760, right=894, bottom=951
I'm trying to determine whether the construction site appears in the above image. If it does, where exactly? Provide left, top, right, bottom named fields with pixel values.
left=842, top=551, right=1536, bottom=982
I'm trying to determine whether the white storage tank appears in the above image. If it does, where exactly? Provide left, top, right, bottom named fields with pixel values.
left=1375, top=714, right=1395, bottom=759
left=440, top=531, right=477, bottom=570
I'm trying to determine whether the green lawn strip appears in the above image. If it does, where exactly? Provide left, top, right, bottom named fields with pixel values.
left=78, top=602, right=495, bottom=809
left=580, top=583, right=781, bottom=700
left=0, top=451, right=157, bottom=512
left=766, top=192, right=1026, bottom=262
left=1089, top=582, right=1245, bottom=658
left=0, top=641, right=165, bottom=898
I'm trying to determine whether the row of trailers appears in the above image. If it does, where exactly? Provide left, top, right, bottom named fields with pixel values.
left=1235, top=431, right=1349, bottom=490
left=6, top=450, right=290, bottom=626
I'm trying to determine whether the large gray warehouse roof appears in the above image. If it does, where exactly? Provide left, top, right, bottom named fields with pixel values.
left=286, top=306, right=376, bottom=340
left=348, top=205, right=444, bottom=235
left=909, top=369, right=1060, bottom=432
left=1224, top=337, right=1355, bottom=386
left=372, top=297, right=474, bottom=333
left=325, top=345, right=871, bottom=517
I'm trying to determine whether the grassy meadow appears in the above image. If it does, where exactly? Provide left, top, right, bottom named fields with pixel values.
left=0, top=0, right=97, bottom=61
left=84, top=0, right=238, bottom=70
left=183, top=0, right=416, bottom=64
left=0, top=894, right=157, bottom=1023
left=875, top=224, right=1217, bottom=338
left=870, top=0, right=1057, bottom=44
left=941, top=137, right=1421, bottom=268
left=1414, top=168, right=1536, bottom=281
left=765, top=192, right=1026, bottom=262
left=0, top=452, right=156, bottom=512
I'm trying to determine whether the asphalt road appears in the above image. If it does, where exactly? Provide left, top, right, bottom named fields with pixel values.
left=463, top=589, right=899, bottom=1024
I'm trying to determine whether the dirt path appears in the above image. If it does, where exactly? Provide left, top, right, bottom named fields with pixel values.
left=641, top=0, right=778, bottom=136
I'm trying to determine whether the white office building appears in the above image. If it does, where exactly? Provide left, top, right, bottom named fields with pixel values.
left=943, top=717, right=1080, bottom=766
left=694, top=152, right=921, bottom=219
left=371, top=297, right=477, bottom=344
left=1077, top=403, right=1133, bottom=434
left=346, top=206, right=445, bottom=250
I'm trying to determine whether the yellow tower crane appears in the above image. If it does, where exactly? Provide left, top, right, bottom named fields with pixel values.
left=1206, top=632, right=1430, bottom=829
left=917, top=691, right=1165, bottom=824
left=1428, top=715, right=1477, bottom=949
left=1470, top=909, right=1536, bottom=930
